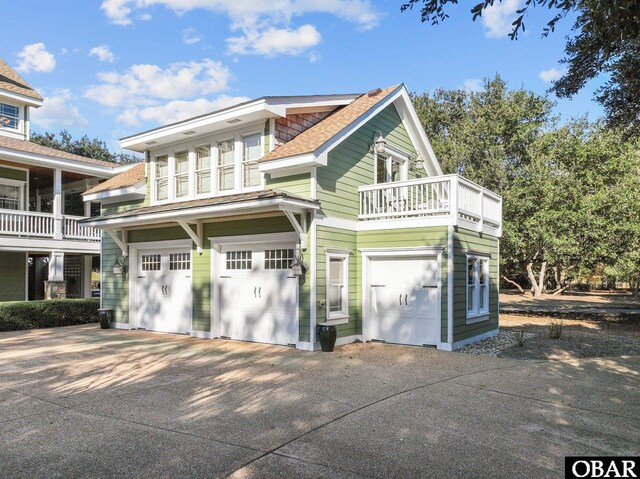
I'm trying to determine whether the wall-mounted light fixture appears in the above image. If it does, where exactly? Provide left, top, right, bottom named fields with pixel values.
left=370, top=130, right=387, bottom=155
left=113, top=255, right=128, bottom=275
left=290, top=248, right=308, bottom=277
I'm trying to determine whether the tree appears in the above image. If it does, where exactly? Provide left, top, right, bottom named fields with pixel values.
left=401, top=0, right=640, bottom=136
left=30, top=130, right=140, bottom=165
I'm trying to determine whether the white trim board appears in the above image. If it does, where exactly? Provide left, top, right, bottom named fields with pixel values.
left=438, top=328, right=499, bottom=351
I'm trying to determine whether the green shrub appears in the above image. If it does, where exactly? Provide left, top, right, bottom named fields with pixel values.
left=549, top=320, right=564, bottom=340
left=0, top=299, right=100, bottom=332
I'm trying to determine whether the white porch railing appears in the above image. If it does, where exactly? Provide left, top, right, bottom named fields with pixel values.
left=63, top=215, right=101, bottom=240
left=358, top=175, right=502, bottom=233
left=0, top=210, right=100, bottom=241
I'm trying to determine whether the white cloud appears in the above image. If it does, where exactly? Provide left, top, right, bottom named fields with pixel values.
left=227, top=24, right=321, bottom=57
left=100, top=0, right=378, bottom=57
left=15, top=43, right=56, bottom=73
left=30, top=89, right=89, bottom=128
left=308, top=51, right=319, bottom=63
left=182, top=27, right=203, bottom=45
left=481, top=0, right=520, bottom=38
left=85, top=59, right=232, bottom=107
left=89, top=45, right=115, bottom=63
left=539, top=67, right=563, bottom=83
left=118, top=95, right=250, bottom=126
left=462, top=78, right=483, bottom=93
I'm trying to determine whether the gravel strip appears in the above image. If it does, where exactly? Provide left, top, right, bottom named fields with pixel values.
left=456, top=330, right=536, bottom=357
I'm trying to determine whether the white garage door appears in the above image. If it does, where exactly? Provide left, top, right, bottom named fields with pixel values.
left=367, top=256, right=440, bottom=346
left=136, top=248, right=192, bottom=334
left=219, top=242, right=298, bottom=346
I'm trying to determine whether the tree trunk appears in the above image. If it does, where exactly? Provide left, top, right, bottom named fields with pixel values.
left=501, top=275, right=525, bottom=294
left=526, top=261, right=547, bottom=298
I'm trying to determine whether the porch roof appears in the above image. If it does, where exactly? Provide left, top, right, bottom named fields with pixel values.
left=80, top=190, right=319, bottom=228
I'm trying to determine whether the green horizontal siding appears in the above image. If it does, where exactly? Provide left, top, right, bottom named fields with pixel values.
left=0, top=252, right=25, bottom=301
left=357, top=226, right=449, bottom=342
left=452, top=228, right=500, bottom=342
left=317, top=104, right=425, bottom=221
left=101, top=234, right=129, bottom=323
left=265, top=173, right=311, bottom=198
left=316, top=226, right=358, bottom=338
left=0, top=166, right=27, bottom=181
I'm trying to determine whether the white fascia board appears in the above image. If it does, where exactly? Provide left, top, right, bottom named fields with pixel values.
left=0, top=90, right=43, bottom=107
left=314, top=86, right=404, bottom=165
left=394, top=88, right=443, bottom=177
left=258, top=154, right=321, bottom=177
left=82, top=197, right=319, bottom=228
left=112, top=162, right=142, bottom=174
left=83, top=182, right=146, bottom=204
left=0, top=146, right=116, bottom=177
left=120, top=100, right=270, bottom=151
left=0, top=237, right=100, bottom=253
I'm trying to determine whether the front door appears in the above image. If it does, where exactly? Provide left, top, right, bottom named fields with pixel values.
left=136, top=248, right=192, bottom=334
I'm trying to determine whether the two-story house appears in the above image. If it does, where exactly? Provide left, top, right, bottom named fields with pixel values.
left=0, top=59, right=124, bottom=301
left=83, top=84, right=502, bottom=351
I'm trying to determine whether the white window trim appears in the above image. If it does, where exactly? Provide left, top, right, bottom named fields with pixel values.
left=326, top=251, right=349, bottom=321
left=0, top=101, right=21, bottom=132
left=466, top=254, right=490, bottom=323
left=373, top=147, right=410, bottom=184
left=149, top=125, right=265, bottom=205
left=0, top=177, right=26, bottom=211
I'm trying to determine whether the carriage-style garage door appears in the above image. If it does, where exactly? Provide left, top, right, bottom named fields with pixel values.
left=367, top=255, right=440, bottom=346
left=136, top=248, right=192, bottom=334
left=218, top=241, right=298, bottom=346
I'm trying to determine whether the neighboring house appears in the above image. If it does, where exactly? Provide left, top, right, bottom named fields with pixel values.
left=0, top=59, right=124, bottom=301
left=83, top=84, right=502, bottom=351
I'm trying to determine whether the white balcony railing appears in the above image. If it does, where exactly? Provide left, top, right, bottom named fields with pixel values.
left=358, top=175, right=502, bottom=234
left=0, top=210, right=100, bottom=241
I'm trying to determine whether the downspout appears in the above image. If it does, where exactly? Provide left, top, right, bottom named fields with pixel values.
left=309, top=166, right=318, bottom=348
left=447, top=225, right=454, bottom=346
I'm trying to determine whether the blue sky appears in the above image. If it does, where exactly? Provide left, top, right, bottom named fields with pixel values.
left=4, top=0, right=605, bottom=153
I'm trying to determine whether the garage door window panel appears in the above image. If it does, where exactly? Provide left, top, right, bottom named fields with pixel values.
left=141, top=254, right=162, bottom=271
left=327, top=253, right=349, bottom=320
left=226, top=250, right=252, bottom=270
left=265, top=249, right=294, bottom=270
left=170, top=253, right=190, bottom=270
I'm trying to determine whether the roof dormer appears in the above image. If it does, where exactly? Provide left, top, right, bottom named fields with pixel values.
left=0, top=58, right=43, bottom=141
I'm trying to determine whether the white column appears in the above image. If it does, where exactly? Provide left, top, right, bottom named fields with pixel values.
left=53, top=168, right=63, bottom=239
left=84, top=179, right=92, bottom=217
left=36, top=189, right=41, bottom=212
left=83, top=255, right=93, bottom=298
left=49, top=251, right=65, bottom=281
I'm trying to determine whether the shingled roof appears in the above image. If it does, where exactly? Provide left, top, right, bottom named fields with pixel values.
left=0, top=135, right=118, bottom=168
left=84, top=162, right=145, bottom=195
left=0, top=58, right=43, bottom=102
left=261, top=85, right=400, bottom=162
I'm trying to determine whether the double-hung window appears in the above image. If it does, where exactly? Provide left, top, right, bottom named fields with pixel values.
left=467, top=255, right=490, bottom=320
left=218, top=139, right=235, bottom=191
left=0, top=103, right=19, bottom=130
left=195, top=146, right=211, bottom=195
left=242, top=134, right=261, bottom=188
left=155, top=155, right=169, bottom=201
left=174, top=151, right=189, bottom=198
left=327, top=252, right=349, bottom=320
left=0, top=181, right=22, bottom=210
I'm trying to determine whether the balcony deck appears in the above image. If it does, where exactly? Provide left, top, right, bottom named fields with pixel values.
left=0, top=209, right=101, bottom=252
left=358, top=175, right=502, bottom=236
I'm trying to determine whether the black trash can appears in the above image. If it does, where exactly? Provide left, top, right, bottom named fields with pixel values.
left=317, top=324, right=337, bottom=352
left=98, top=308, right=113, bottom=329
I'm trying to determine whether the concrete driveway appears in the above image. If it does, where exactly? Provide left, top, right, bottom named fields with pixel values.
left=1, top=325, right=638, bottom=478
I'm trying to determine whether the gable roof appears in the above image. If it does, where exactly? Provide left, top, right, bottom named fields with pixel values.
left=0, top=135, right=118, bottom=168
left=0, top=58, right=43, bottom=102
left=261, top=85, right=399, bottom=162
left=84, top=162, right=145, bottom=195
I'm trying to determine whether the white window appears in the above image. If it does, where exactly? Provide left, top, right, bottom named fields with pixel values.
left=141, top=254, right=161, bottom=271
left=218, top=139, right=235, bottom=191
left=327, top=252, right=349, bottom=320
left=242, top=134, right=262, bottom=188
left=155, top=155, right=169, bottom=201
left=265, top=249, right=295, bottom=270
left=226, top=250, right=252, bottom=270
left=169, top=253, right=190, bottom=270
left=174, top=151, right=189, bottom=198
left=467, top=255, right=489, bottom=319
left=0, top=180, right=24, bottom=210
left=0, top=103, right=19, bottom=130
left=374, top=152, right=407, bottom=184
left=195, top=146, right=211, bottom=195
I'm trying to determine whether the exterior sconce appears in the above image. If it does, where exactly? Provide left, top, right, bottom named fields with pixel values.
left=370, top=130, right=386, bottom=155
left=113, top=255, right=128, bottom=275
left=290, top=250, right=307, bottom=277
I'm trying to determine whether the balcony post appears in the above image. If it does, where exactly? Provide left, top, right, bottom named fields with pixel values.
left=53, top=168, right=63, bottom=239
left=449, top=175, right=459, bottom=227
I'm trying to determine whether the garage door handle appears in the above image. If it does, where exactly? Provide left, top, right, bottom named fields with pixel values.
left=258, top=287, right=261, bottom=298
left=399, top=294, right=402, bottom=305
left=405, top=294, right=408, bottom=305
left=254, top=286, right=257, bottom=298
left=138, top=276, right=146, bottom=279
left=422, top=285, right=437, bottom=288
left=371, top=284, right=385, bottom=287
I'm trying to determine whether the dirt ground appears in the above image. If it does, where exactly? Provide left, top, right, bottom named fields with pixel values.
left=495, top=313, right=640, bottom=360
left=500, top=291, right=640, bottom=311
